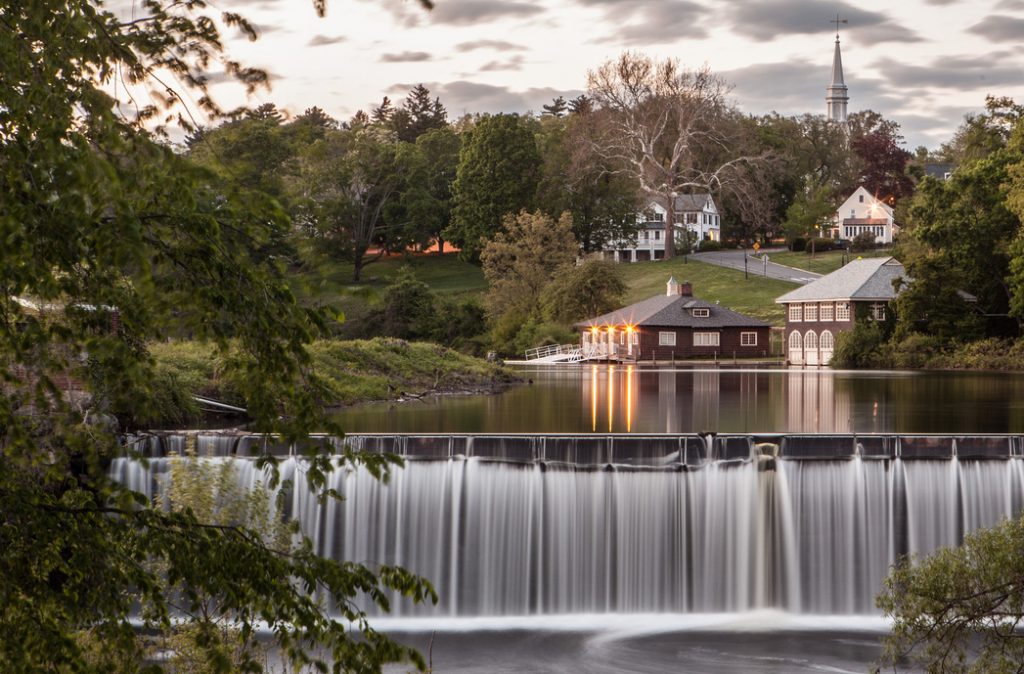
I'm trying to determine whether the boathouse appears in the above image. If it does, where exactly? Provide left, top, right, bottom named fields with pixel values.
left=575, top=278, right=771, bottom=360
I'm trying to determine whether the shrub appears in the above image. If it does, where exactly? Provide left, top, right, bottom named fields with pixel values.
left=806, top=237, right=836, bottom=253
left=697, top=240, right=722, bottom=252
left=790, top=237, right=806, bottom=252
left=830, top=321, right=886, bottom=368
left=850, top=231, right=877, bottom=253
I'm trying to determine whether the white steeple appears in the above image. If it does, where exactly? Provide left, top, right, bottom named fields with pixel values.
left=826, top=24, right=849, bottom=123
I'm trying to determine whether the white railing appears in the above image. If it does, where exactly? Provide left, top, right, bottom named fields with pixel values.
left=523, top=343, right=610, bottom=363
left=524, top=343, right=577, bottom=360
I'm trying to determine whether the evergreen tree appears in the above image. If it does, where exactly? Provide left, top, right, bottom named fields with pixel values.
left=396, top=84, right=448, bottom=141
left=542, top=96, right=567, bottom=117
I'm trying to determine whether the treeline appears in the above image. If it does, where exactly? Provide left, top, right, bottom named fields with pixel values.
left=180, top=55, right=977, bottom=356
left=832, top=97, right=1024, bottom=369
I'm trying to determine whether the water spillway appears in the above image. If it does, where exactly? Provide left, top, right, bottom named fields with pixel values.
left=113, top=433, right=1024, bottom=617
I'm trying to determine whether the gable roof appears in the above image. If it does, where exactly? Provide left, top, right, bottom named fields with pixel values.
left=646, top=194, right=716, bottom=214
left=775, top=257, right=905, bottom=303
left=837, top=187, right=894, bottom=218
left=576, top=293, right=769, bottom=329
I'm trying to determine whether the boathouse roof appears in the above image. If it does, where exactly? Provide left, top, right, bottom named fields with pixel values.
left=575, top=285, right=769, bottom=330
left=775, top=257, right=906, bottom=304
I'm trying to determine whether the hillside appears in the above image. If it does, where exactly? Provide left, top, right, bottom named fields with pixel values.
left=289, top=250, right=796, bottom=327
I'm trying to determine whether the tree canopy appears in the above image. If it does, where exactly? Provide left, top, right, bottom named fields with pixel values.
left=0, top=0, right=437, bottom=671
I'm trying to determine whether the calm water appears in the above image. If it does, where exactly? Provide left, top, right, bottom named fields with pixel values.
left=333, top=366, right=1024, bottom=434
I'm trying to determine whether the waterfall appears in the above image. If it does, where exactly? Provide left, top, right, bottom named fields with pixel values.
left=111, top=434, right=1024, bottom=618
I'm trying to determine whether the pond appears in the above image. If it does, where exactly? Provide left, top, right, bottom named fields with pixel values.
left=333, top=365, right=1024, bottom=434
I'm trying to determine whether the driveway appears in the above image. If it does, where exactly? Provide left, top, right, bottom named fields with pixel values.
left=690, top=248, right=821, bottom=285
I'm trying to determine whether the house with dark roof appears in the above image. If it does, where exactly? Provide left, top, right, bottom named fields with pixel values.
left=575, top=278, right=771, bottom=360
left=605, top=195, right=721, bottom=263
left=775, top=257, right=906, bottom=365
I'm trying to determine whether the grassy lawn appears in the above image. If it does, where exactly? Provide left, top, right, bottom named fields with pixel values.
left=617, top=257, right=796, bottom=325
left=764, top=248, right=892, bottom=275
left=289, top=249, right=486, bottom=307
left=289, top=247, right=795, bottom=328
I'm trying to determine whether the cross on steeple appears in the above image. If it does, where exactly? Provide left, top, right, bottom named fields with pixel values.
left=831, top=14, right=847, bottom=39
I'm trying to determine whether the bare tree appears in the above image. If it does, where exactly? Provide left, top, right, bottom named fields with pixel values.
left=587, top=52, right=764, bottom=258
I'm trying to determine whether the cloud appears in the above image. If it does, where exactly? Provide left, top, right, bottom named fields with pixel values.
left=721, top=60, right=892, bottom=114
left=307, top=34, right=346, bottom=47
left=380, top=51, right=432, bottom=63
left=455, top=39, right=528, bottom=52
left=966, top=15, right=1024, bottom=41
left=384, top=81, right=584, bottom=116
left=428, top=0, right=545, bottom=25
left=479, top=56, right=526, bottom=72
left=872, top=54, right=1024, bottom=89
left=995, top=0, right=1024, bottom=10
left=725, top=0, right=920, bottom=45
left=580, top=0, right=707, bottom=45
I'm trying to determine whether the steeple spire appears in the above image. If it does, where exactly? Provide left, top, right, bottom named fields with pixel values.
left=826, top=16, right=849, bottom=123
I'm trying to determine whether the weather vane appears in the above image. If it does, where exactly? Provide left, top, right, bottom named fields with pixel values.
left=832, top=13, right=848, bottom=39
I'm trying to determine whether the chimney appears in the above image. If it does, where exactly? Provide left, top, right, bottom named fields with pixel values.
left=679, top=281, right=693, bottom=297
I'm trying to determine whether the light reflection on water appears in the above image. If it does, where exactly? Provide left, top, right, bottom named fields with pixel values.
left=332, top=366, right=1024, bottom=434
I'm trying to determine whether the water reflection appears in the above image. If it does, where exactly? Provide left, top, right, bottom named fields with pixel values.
left=332, top=367, right=1024, bottom=434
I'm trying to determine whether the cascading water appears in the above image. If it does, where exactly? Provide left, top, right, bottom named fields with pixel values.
left=111, top=434, right=1024, bottom=618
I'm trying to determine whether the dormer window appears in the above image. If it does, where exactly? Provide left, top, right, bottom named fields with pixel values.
left=692, top=308, right=710, bottom=318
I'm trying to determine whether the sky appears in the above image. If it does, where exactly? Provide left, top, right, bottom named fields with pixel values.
left=171, top=0, right=1024, bottom=149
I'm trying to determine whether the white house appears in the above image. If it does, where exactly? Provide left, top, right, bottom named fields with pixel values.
left=606, top=194, right=721, bottom=263
left=832, top=187, right=896, bottom=244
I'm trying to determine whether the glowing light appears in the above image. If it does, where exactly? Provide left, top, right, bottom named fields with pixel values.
left=607, top=365, right=615, bottom=433
left=625, top=365, right=633, bottom=433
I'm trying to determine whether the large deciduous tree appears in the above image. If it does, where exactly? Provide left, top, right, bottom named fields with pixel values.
left=0, top=0, right=436, bottom=671
left=295, top=128, right=409, bottom=281
left=536, top=113, right=640, bottom=253
left=448, top=114, right=542, bottom=259
left=480, top=211, right=577, bottom=321
left=587, top=52, right=763, bottom=258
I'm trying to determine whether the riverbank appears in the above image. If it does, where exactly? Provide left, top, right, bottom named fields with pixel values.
left=834, top=335, right=1024, bottom=372
left=148, top=338, right=519, bottom=426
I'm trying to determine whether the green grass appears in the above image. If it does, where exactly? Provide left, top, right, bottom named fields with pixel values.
left=616, top=258, right=797, bottom=324
left=289, top=248, right=486, bottom=308
left=288, top=246, right=796, bottom=328
left=764, top=248, right=891, bottom=276
left=148, top=338, right=518, bottom=426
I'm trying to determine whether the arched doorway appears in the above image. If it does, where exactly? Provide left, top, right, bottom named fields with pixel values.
left=788, top=330, right=803, bottom=365
left=804, top=330, right=819, bottom=366
left=820, top=330, right=835, bottom=365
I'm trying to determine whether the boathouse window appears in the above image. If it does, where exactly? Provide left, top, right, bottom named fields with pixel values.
left=804, top=304, right=818, bottom=322
left=820, top=303, right=834, bottom=321
left=871, top=304, right=887, bottom=321
left=659, top=331, right=676, bottom=346
left=740, top=332, right=757, bottom=346
left=693, top=332, right=719, bottom=347
left=692, top=308, right=710, bottom=318
left=836, top=302, right=850, bottom=321
left=788, top=304, right=802, bottom=322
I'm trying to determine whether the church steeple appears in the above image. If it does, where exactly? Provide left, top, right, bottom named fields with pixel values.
left=826, top=18, right=849, bottom=123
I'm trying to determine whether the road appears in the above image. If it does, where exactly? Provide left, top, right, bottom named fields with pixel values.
left=690, top=248, right=821, bottom=284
